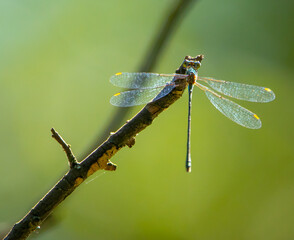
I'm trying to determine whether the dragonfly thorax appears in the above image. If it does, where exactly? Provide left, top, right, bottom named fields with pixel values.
left=184, top=60, right=200, bottom=85
left=186, top=67, right=198, bottom=85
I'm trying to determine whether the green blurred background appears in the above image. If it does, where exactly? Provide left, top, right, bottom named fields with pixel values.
left=1, top=0, right=293, bottom=239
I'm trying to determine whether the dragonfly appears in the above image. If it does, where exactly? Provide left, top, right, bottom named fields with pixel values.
left=109, top=55, right=275, bottom=172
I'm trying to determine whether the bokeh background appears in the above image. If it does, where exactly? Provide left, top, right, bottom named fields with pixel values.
left=1, top=0, right=293, bottom=239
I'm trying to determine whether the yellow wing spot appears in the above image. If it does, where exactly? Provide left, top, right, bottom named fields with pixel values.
left=114, top=92, right=121, bottom=96
left=115, top=72, right=122, bottom=76
left=264, top=88, right=272, bottom=92
left=253, top=114, right=260, bottom=120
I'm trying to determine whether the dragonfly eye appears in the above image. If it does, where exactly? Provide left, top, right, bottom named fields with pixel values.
left=183, top=60, right=191, bottom=68
left=194, top=61, right=201, bottom=70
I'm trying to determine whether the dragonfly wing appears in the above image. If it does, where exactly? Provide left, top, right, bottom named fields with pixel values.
left=110, top=85, right=175, bottom=107
left=205, top=90, right=262, bottom=129
left=199, top=77, right=275, bottom=102
left=110, top=72, right=178, bottom=89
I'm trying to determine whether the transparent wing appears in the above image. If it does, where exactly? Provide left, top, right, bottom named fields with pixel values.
left=110, top=84, right=175, bottom=107
left=198, top=77, right=275, bottom=102
left=205, top=90, right=262, bottom=129
left=110, top=72, right=183, bottom=89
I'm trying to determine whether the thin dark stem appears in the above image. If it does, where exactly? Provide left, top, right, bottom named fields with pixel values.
left=51, top=128, right=78, bottom=168
left=186, top=83, right=194, bottom=172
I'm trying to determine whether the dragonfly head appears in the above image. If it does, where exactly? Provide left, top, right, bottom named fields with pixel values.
left=176, top=55, right=204, bottom=75
left=184, top=59, right=201, bottom=69
left=183, top=60, right=201, bottom=79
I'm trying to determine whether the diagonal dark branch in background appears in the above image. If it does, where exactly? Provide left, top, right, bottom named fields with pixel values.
left=138, top=0, right=197, bottom=72
left=83, top=0, right=198, bottom=158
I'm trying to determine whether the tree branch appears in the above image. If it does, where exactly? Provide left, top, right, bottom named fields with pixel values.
left=4, top=69, right=190, bottom=240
